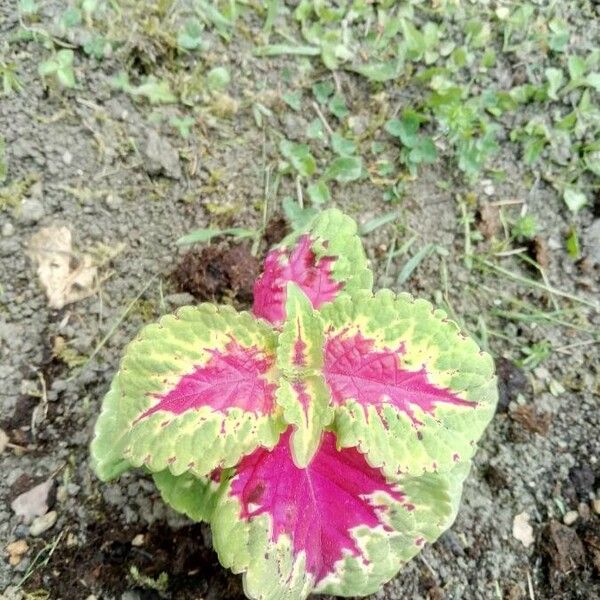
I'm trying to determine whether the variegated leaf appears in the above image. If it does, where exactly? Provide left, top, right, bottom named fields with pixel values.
left=91, top=305, right=284, bottom=481
left=276, top=284, right=333, bottom=467
left=211, top=428, right=461, bottom=600
left=253, top=208, right=373, bottom=325
left=319, top=290, right=497, bottom=477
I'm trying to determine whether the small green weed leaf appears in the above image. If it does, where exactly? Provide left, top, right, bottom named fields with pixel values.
left=352, top=60, right=401, bottom=82
left=545, top=68, right=564, bottom=100
left=397, top=244, right=436, bottom=285
left=330, top=133, right=356, bottom=156
left=19, top=0, right=38, bottom=15
left=177, top=227, right=255, bottom=245
left=282, top=197, right=318, bottom=231
left=323, top=156, right=362, bottom=182
left=359, top=212, right=399, bottom=235
left=328, top=94, right=348, bottom=119
left=280, top=140, right=316, bottom=177
left=39, top=50, right=76, bottom=89
left=563, top=187, right=587, bottom=212
left=207, top=67, right=230, bottom=92
left=177, top=18, right=206, bottom=51
left=306, top=118, right=325, bottom=140
left=548, top=18, right=570, bottom=52
left=312, top=80, right=334, bottom=104
left=283, top=90, right=302, bottom=111
left=60, top=7, right=82, bottom=29
left=568, top=55, right=587, bottom=80
left=306, top=180, right=330, bottom=206
left=133, top=77, right=176, bottom=104
left=409, top=138, right=437, bottom=164
left=170, top=116, right=196, bottom=139
left=565, top=227, right=581, bottom=260
left=385, top=110, right=425, bottom=148
left=511, top=215, right=538, bottom=240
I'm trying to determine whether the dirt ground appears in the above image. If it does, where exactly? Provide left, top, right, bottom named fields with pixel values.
left=1, top=1, right=599, bottom=599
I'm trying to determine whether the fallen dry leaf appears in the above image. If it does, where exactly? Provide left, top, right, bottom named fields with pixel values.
left=26, top=226, right=97, bottom=309
left=511, top=404, right=552, bottom=435
left=513, top=511, right=535, bottom=548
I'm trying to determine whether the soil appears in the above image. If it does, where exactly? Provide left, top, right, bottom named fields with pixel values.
left=1, top=1, right=599, bottom=600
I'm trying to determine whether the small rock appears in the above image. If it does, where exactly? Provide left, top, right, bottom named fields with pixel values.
left=18, top=197, right=45, bottom=225
left=593, top=499, right=600, bottom=515
left=0, top=428, right=8, bottom=453
left=6, top=539, right=29, bottom=566
left=131, top=533, right=145, bottom=547
left=164, top=292, right=195, bottom=308
left=62, top=150, right=72, bottom=165
left=2, top=222, right=14, bottom=237
left=563, top=510, right=579, bottom=526
left=496, top=357, right=531, bottom=412
left=584, top=219, right=600, bottom=265
left=513, top=512, right=535, bottom=548
left=578, top=502, right=590, bottom=520
left=568, top=464, right=596, bottom=500
left=105, top=193, right=123, bottom=210
left=143, top=129, right=182, bottom=179
left=11, top=479, right=55, bottom=523
left=29, top=510, right=57, bottom=536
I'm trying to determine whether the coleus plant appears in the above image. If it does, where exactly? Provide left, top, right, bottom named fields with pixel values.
left=91, top=209, right=497, bottom=599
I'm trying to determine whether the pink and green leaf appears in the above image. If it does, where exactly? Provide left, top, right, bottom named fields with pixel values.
left=319, top=290, right=497, bottom=477
left=211, top=428, right=459, bottom=600
left=275, top=284, right=333, bottom=467
left=91, top=305, right=285, bottom=481
left=252, top=208, right=373, bottom=325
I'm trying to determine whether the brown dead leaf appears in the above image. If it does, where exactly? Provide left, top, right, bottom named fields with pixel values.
left=26, top=226, right=97, bottom=309
left=511, top=404, right=552, bottom=435
left=477, top=203, right=501, bottom=239
left=542, top=520, right=585, bottom=575
left=529, top=235, right=550, bottom=269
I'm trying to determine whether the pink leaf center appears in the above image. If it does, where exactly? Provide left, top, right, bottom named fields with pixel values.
left=230, top=429, right=404, bottom=583
left=136, top=340, right=276, bottom=421
left=253, top=235, right=342, bottom=325
left=324, top=332, right=475, bottom=424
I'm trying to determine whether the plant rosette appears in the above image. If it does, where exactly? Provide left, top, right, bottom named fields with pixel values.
left=91, top=208, right=497, bottom=600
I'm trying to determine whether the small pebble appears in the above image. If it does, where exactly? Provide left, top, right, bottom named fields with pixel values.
left=578, top=502, right=590, bottom=520
left=29, top=510, right=57, bottom=536
left=563, top=510, right=579, bottom=526
left=592, top=498, right=600, bottom=515
left=62, top=150, right=72, bottom=165
left=1, top=222, right=14, bottom=237
left=131, top=533, right=145, bottom=547
left=6, top=540, right=29, bottom=566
